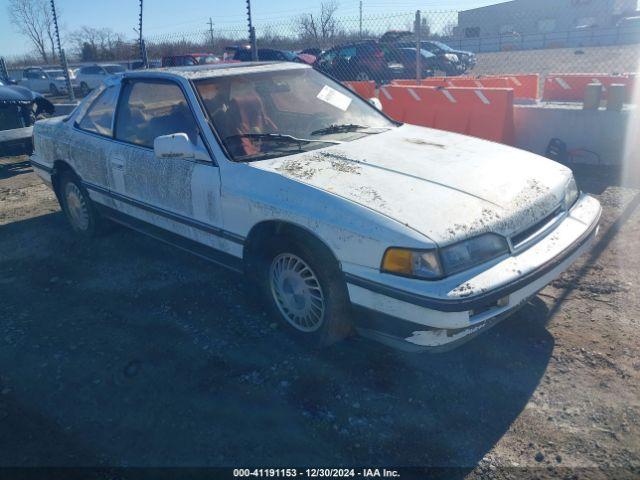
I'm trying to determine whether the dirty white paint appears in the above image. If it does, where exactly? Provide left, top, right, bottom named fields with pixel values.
left=252, top=124, right=573, bottom=245
left=30, top=63, right=602, bottom=351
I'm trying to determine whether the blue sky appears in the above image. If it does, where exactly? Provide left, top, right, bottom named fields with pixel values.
left=0, top=0, right=510, bottom=57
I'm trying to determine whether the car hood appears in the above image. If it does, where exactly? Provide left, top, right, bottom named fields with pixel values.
left=253, top=124, right=572, bottom=245
left=0, top=85, right=36, bottom=103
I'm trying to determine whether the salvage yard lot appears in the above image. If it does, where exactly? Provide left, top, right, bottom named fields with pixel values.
left=0, top=154, right=639, bottom=477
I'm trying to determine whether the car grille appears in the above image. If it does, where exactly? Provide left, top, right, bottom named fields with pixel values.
left=511, top=206, right=563, bottom=251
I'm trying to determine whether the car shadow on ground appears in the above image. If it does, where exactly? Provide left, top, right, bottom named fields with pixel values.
left=0, top=212, right=554, bottom=473
left=0, top=159, right=32, bottom=180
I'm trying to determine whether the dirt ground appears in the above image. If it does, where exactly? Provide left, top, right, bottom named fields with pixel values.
left=0, top=154, right=639, bottom=478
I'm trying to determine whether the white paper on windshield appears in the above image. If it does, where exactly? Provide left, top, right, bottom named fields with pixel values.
left=317, top=85, right=352, bottom=111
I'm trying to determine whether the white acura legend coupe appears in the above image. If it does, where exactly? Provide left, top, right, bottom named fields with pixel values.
left=30, top=62, right=601, bottom=352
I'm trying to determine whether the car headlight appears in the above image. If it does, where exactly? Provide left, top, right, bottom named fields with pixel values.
left=381, top=233, right=510, bottom=280
left=440, top=233, right=509, bottom=276
left=445, top=53, right=459, bottom=62
left=381, top=248, right=443, bottom=279
left=564, top=176, right=579, bottom=210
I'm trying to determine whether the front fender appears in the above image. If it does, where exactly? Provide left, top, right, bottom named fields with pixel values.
left=220, top=163, right=435, bottom=269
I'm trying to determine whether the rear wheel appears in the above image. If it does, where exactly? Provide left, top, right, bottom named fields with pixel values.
left=80, top=82, right=90, bottom=97
left=255, top=236, right=352, bottom=347
left=58, top=172, right=102, bottom=238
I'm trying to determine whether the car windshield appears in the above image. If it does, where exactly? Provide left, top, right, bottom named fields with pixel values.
left=45, top=70, right=63, bottom=77
left=104, top=65, right=126, bottom=74
left=194, top=67, right=395, bottom=162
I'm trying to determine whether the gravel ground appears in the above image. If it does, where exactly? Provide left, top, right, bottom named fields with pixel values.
left=0, top=155, right=639, bottom=478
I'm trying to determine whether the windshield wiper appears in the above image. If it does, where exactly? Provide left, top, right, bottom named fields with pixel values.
left=225, top=132, right=338, bottom=147
left=310, top=124, right=370, bottom=136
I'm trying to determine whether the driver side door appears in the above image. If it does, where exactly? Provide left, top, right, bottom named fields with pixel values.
left=110, top=78, right=225, bottom=253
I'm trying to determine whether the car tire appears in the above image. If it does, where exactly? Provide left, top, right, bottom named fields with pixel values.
left=49, top=83, right=60, bottom=96
left=58, top=172, right=104, bottom=238
left=255, top=235, right=352, bottom=348
left=80, top=82, right=90, bottom=97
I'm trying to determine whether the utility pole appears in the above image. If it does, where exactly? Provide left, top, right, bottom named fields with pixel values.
left=0, top=57, right=9, bottom=83
left=208, top=17, right=215, bottom=51
left=359, top=1, right=363, bottom=39
left=246, top=0, right=258, bottom=61
left=50, top=0, right=75, bottom=101
left=138, top=0, right=149, bottom=68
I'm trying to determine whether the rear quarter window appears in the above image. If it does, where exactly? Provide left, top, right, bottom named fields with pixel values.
left=77, top=85, right=119, bottom=137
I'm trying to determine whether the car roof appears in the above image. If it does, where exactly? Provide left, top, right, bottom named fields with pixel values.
left=123, top=61, right=309, bottom=81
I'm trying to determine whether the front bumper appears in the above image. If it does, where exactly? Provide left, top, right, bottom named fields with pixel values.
left=346, top=193, right=601, bottom=352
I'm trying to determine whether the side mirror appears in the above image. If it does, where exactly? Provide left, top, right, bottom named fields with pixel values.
left=154, top=133, right=210, bottom=161
left=369, top=97, right=383, bottom=111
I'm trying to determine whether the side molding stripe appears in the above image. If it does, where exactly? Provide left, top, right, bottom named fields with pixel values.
left=82, top=181, right=245, bottom=245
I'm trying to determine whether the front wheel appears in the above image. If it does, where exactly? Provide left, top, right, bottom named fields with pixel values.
left=49, top=83, right=60, bottom=96
left=80, top=82, right=90, bottom=97
left=256, top=237, right=352, bottom=347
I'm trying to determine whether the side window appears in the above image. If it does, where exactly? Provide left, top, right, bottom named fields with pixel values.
left=338, top=46, right=356, bottom=60
left=77, top=85, right=119, bottom=136
left=115, top=80, right=199, bottom=149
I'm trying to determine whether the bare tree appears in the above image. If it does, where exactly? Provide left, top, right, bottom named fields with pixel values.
left=7, top=0, right=57, bottom=64
left=69, top=26, right=129, bottom=61
left=296, top=0, right=339, bottom=48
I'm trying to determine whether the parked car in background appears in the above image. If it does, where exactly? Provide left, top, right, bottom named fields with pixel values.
left=129, top=59, right=162, bottom=70
left=380, top=31, right=474, bottom=76
left=0, top=79, right=54, bottom=155
left=30, top=62, right=601, bottom=351
left=314, top=40, right=404, bottom=82
left=225, top=46, right=315, bottom=64
left=421, top=41, right=477, bottom=73
left=18, top=67, right=78, bottom=96
left=390, top=47, right=437, bottom=78
left=75, top=64, right=126, bottom=96
left=161, top=53, right=221, bottom=67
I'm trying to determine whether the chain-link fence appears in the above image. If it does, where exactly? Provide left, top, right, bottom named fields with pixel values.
left=141, top=6, right=640, bottom=83
left=4, top=3, right=640, bottom=98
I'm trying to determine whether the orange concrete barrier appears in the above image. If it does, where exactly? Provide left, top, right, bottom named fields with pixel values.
left=483, top=74, right=539, bottom=101
left=342, top=81, right=376, bottom=99
left=392, top=74, right=539, bottom=101
left=379, top=85, right=515, bottom=145
left=542, top=74, right=634, bottom=102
